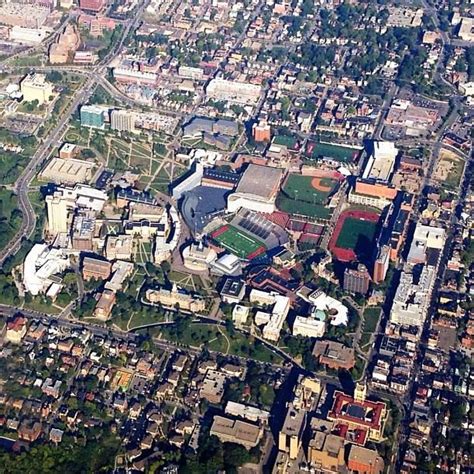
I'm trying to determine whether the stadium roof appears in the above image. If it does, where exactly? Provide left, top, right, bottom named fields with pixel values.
left=181, top=186, right=228, bottom=232
left=235, top=164, right=283, bottom=200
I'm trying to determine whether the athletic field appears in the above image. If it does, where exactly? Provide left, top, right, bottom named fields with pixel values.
left=336, top=218, right=378, bottom=249
left=306, top=142, right=360, bottom=163
left=211, top=225, right=266, bottom=260
left=329, top=210, right=380, bottom=262
left=283, top=174, right=338, bottom=204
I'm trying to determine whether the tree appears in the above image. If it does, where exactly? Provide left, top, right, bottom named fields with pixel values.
left=160, top=260, right=171, bottom=274
left=46, top=71, right=63, bottom=83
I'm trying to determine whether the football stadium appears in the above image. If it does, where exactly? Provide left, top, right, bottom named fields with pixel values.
left=211, top=225, right=267, bottom=260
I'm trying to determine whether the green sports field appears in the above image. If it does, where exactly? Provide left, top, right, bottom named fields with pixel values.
left=283, top=174, right=338, bottom=204
left=212, top=225, right=265, bottom=259
left=336, top=218, right=378, bottom=249
left=307, top=142, right=360, bottom=163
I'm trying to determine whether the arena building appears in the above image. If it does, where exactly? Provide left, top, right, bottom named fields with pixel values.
left=227, top=164, right=283, bottom=214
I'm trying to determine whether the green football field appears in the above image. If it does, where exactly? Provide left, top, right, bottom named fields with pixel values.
left=213, top=225, right=265, bottom=259
left=336, top=218, right=378, bottom=249
left=283, top=174, right=338, bottom=204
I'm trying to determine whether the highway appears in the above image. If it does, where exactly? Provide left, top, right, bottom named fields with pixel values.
left=0, top=1, right=148, bottom=267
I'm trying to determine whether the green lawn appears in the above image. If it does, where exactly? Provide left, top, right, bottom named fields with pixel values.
left=273, top=134, right=298, bottom=149
left=359, top=307, right=382, bottom=354
left=359, top=333, right=372, bottom=353
left=212, top=225, right=266, bottom=259
left=158, top=323, right=283, bottom=365
left=444, top=158, right=465, bottom=189
left=24, top=298, right=61, bottom=315
left=363, top=307, right=382, bottom=333
left=336, top=218, right=378, bottom=250
left=283, top=174, right=337, bottom=204
left=307, top=142, right=360, bottom=163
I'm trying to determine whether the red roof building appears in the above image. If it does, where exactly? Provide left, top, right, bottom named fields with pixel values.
left=327, top=383, right=388, bottom=444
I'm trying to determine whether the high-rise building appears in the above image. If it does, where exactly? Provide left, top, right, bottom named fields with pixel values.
left=278, top=404, right=306, bottom=460
left=110, top=109, right=136, bottom=133
left=373, top=245, right=390, bottom=283
left=344, top=264, right=371, bottom=294
left=252, top=120, right=271, bottom=142
left=80, top=105, right=107, bottom=129
left=45, top=193, right=69, bottom=235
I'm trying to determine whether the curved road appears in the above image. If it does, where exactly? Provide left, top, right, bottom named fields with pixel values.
left=0, top=1, right=148, bottom=268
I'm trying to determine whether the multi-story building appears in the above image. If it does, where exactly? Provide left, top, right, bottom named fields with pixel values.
left=313, top=340, right=356, bottom=370
left=278, top=404, right=306, bottom=460
left=349, top=180, right=398, bottom=210
left=82, top=256, right=112, bottom=281
left=145, top=285, right=206, bottom=313
left=79, top=0, right=104, bottom=12
left=210, top=416, right=263, bottom=450
left=45, top=192, right=69, bottom=235
left=327, top=382, right=388, bottom=444
left=250, top=289, right=290, bottom=342
left=20, top=73, right=54, bottom=105
left=199, top=369, right=226, bottom=404
left=80, top=104, right=107, bottom=129
left=373, top=245, right=390, bottom=283
left=71, top=214, right=95, bottom=251
left=407, top=224, right=446, bottom=265
left=206, top=78, right=262, bottom=105
left=94, top=289, right=116, bottom=320
left=307, top=432, right=345, bottom=472
left=182, top=243, right=217, bottom=272
left=110, top=109, right=136, bottom=133
left=252, top=120, right=271, bottom=142
left=344, top=265, right=371, bottom=294
left=390, top=265, right=436, bottom=328
left=105, top=235, right=133, bottom=261
left=292, top=315, right=325, bottom=338
left=4, top=316, right=28, bottom=344
left=346, top=444, right=384, bottom=474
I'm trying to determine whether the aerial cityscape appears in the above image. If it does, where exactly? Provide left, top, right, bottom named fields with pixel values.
left=0, top=0, right=472, bottom=472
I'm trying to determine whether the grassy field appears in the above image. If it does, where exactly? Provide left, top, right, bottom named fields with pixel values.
left=168, top=270, right=205, bottom=292
left=273, top=134, right=298, bottom=149
left=212, top=225, right=266, bottom=259
left=359, top=307, right=382, bottom=354
left=336, top=218, right=378, bottom=249
left=283, top=174, right=337, bottom=204
left=134, top=240, right=153, bottom=265
left=363, top=307, right=382, bottom=332
left=158, top=323, right=283, bottom=364
left=444, top=158, right=464, bottom=188
left=307, top=142, right=360, bottom=163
